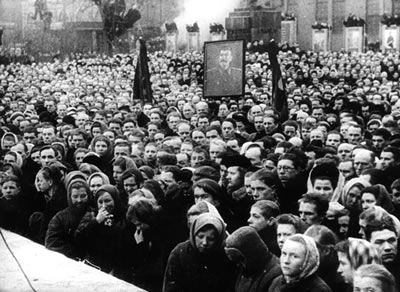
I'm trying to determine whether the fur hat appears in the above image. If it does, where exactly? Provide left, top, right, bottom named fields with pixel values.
left=221, top=154, right=252, bottom=169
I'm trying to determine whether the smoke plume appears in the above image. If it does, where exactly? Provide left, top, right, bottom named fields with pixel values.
left=174, top=0, right=242, bottom=48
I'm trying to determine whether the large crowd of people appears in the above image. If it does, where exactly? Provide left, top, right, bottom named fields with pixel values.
left=1, top=41, right=400, bottom=292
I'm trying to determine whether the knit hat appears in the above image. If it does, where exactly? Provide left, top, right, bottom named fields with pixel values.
left=62, top=115, right=76, bottom=127
left=225, top=226, right=274, bottom=274
left=193, top=166, right=220, bottom=182
left=10, top=112, right=24, bottom=122
left=220, top=154, right=252, bottom=169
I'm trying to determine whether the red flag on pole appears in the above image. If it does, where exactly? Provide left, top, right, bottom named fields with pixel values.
left=134, top=39, right=153, bottom=103
left=267, top=40, right=288, bottom=123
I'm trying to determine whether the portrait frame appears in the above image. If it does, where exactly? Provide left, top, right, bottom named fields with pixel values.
left=203, top=39, right=245, bottom=98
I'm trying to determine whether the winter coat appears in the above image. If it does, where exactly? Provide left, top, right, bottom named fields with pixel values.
left=163, top=241, right=236, bottom=292
left=268, top=274, right=332, bottom=292
left=225, top=227, right=282, bottom=292
left=74, top=184, right=126, bottom=273
left=75, top=210, right=126, bottom=273
left=27, top=184, right=68, bottom=244
left=163, top=213, right=237, bottom=292
left=229, top=186, right=253, bottom=230
left=276, top=173, right=308, bottom=214
left=45, top=206, right=89, bottom=259
left=0, top=196, right=29, bottom=235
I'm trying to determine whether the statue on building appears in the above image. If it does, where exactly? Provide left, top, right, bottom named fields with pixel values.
left=32, top=0, right=46, bottom=20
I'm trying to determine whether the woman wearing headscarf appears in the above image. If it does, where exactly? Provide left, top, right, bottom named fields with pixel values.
left=304, top=225, right=347, bottom=292
left=268, top=234, right=332, bottom=292
left=75, top=184, right=126, bottom=274
left=337, top=177, right=370, bottom=237
left=225, top=226, right=281, bottom=292
left=89, top=135, right=114, bottom=180
left=186, top=201, right=226, bottom=230
left=163, top=213, right=237, bottom=292
left=334, top=237, right=381, bottom=291
left=87, top=172, right=110, bottom=197
left=360, top=185, right=394, bottom=213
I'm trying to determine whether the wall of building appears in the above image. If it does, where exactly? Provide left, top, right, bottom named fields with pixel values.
left=284, top=0, right=392, bottom=51
left=1, top=0, right=400, bottom=53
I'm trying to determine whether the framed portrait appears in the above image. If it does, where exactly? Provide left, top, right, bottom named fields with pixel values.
left=345, top=26, right=364, bottom=53
left=312, top=28, right=329, bottom=52
left=203, top=39, right=245, bottom=98
left=382, top=25, right=400, bottom=51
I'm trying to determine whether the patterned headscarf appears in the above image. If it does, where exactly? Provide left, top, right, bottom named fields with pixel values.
left=348, top=237, right=381, bottom=270
left=339, top=177, right=370, bottom=208
left=285, top=234, right=320, bottom=280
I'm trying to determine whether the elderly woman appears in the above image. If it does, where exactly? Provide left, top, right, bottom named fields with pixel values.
left=75, top=185, right=126, bottom=274
left=338, top=177, right=370, bottom=237
left=268, top=234, right=332, bottom=292
left=163, top=213, right=237, bottom=292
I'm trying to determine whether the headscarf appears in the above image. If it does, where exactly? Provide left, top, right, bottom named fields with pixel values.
left=64, top=170, right=88, bottom=190
left=95, top=184, right=124, bottom=220
left=360, top=206, right=400, bottom=236
left=1, top=132, right=18, bottom=150
left=66, top=177, right=91, bottom=207
left=90, top=135, right=113, bottom=159
left=88, top=171, right=110, bottom=186
left=90, top=121, right=108, bottom=136
left=348, top=237, right=381, bottom=270
left=187, top=201, right=227, bottom=228
left=190, top=213, right=226, bottom=250
left=285, top=234, right=320, bottom=280
left=338, top=177, right=370, bottom=207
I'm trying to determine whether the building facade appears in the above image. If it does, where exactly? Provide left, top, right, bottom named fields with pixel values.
left=1, top=0, right=400, bottom=53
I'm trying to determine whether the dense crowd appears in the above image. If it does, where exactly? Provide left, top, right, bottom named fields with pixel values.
left=1, top=43, right=400, bottom=292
